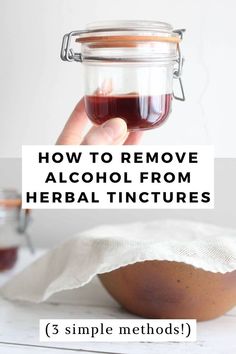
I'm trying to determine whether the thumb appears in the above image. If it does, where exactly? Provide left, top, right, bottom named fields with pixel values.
left=81, top=118, right=128, bottom=145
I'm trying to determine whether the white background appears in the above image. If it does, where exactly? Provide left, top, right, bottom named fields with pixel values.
left=0, top=0, right=236, bottom=157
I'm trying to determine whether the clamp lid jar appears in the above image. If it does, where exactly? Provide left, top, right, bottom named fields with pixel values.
left=0, top=189, right=32, bottom=271
left=61, top=21, right=185, bottom=131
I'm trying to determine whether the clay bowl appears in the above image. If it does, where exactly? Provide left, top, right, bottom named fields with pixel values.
left=99, top=260, right=236, bottom=321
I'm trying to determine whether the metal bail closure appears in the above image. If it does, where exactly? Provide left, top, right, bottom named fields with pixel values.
left=17, top=208, right=34, bottom=254
left=173, top=29, right=186, bottom=101
left=61, top=31, right=83, bottom=62
left=61, top=28, right=186, bottom=100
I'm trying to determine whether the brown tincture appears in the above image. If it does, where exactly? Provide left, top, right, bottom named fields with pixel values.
left=0, top=247, right=18, bottom=271
left=99, top=260, right=236, bottom=321
left=85, top=94, right=172, bottom=131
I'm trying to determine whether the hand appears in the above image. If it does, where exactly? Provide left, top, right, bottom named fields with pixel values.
left=57, top=98, right=143, bottom=145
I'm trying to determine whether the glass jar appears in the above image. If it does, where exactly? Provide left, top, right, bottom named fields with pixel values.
left=0, top=189, right=32, bottom=272
left=61, top=21, right=185, bottom=131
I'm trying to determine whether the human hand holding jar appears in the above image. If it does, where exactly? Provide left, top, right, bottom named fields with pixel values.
left=57, top=98, right=143, bottom=145
left=59, top=20, right=185, bottom=144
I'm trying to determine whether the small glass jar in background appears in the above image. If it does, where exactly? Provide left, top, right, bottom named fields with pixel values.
left=61, top=21, right=185, bottom=131
left=0, top=189, right=33, bottom=272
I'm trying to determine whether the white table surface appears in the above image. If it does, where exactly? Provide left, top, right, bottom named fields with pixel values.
left=0, top=249, right=235, bottom=354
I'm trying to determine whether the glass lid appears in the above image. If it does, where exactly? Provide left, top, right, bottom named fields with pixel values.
left=0, top=189, right=21, bottom=208
left=85, top=20, right=174, bottom=33
left=76, top=20, right=180, bottom=43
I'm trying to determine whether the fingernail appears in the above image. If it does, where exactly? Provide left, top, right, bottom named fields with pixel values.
left=102, top=118, right=127, bottom=141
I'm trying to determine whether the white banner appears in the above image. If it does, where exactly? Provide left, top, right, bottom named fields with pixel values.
left=40, top=319, right=197, bottom=342
left=22, top=145, right=214, bottom=209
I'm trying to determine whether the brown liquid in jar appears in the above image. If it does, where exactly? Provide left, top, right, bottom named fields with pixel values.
left=85, top=94, right=172, bottom=131
left=0, top=247, right=18, bottom=271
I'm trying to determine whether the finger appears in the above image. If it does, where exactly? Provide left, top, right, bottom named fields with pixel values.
left=81, top=118, right=128, bottom=145
left=56, top=98, right=89, bottom=145
left=124, top=131, right=143, bottom=145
